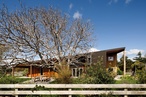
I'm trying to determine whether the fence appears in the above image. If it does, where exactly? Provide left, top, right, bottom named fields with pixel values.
left=0, top=84, right=146, bottom=97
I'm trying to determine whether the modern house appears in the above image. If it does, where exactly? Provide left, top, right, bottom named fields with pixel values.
left=70, top=47, right=125, bottom=77
left=12, top=47, right=125, bottom=78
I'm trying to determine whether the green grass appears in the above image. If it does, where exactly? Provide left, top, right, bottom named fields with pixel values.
left=0, top=76, right=31, bottom=84
left=115, top=76, right=137, bottom=84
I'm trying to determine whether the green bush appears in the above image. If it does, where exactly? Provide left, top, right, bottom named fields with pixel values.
left=23, top=68, right=29, bottom=76
left=115, top=76, right=137, bottom=84
left=0, top=76, right=30, bottom=84
left=117, top=68, right=123, bottom=75
left=73, top=62, right=115, bottom=84
left=137, top=69, right=146, bottom=84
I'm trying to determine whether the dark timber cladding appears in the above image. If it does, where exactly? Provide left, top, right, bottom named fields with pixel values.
left=91, top=47, right=125, bottom=68
left=12, top=47, right=125, bottom=78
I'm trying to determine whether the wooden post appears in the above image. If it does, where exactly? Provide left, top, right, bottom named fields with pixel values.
left=30, top=65, right=32, bottom=78
left=75, top=68, right=77, bottom=77
left=12, top=67, right=14, bottom=77
left=124, top=89, right=128, bottom=97
left=15, top=88, right=18, bottom=97
left=68, top=88, right=72, bottom=97
left=123, top=50, right=126, bottom=76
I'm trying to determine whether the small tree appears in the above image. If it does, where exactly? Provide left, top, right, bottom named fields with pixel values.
left=117, top=55, right=133, bottom=72
left=134, top=52, right=146, bottom=64
left=131, top=61, right=143, bottom=76
left=137, top=68, right=146, bottom=84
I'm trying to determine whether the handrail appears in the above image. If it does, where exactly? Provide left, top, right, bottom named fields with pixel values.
left=0, top=84, right=146, bottom=88
left=0, top=84, right=146, bottom=97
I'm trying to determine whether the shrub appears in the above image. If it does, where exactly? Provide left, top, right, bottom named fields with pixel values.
left=74, top=62, right=115, bottom=84
left=0, top=76, right=30, bottom=84
left=55, top=61, right=72, bottom=84
left=137, top=69, right=146, bottom=84
left=117, top=68, right=123, bottom=75
left=115, top=76, right=137, bottom=84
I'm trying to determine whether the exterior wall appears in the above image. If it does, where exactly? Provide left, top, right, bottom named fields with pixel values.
left=106, top=53, right=118, bottom=75
left=91, top=51, right=106, bottom=67
left=90, top=51, right=118, bottom=75
left=91, top=51, right=119, bottom=68
left=14, top=48, right=125, bottom=78
left=28, top=67, right=58, bottom=78
left=28, top=67, right=40, bottom=77
left=106, top=53, right=117, bottom=68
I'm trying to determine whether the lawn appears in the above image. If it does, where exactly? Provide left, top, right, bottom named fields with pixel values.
left=0, top=76, right=31, bottom=84
left=115, top=75, right=137, bottom=84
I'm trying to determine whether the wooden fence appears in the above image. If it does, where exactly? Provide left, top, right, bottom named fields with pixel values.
left=0, top=84, right=146, bottom=97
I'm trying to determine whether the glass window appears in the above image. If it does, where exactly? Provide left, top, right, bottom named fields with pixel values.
left=72, top=68, right=83, bottom=77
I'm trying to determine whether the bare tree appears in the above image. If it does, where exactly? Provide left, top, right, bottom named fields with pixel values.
left=0, top=6, right=93, bottom=67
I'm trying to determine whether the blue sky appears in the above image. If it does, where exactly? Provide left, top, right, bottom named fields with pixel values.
left=0, top=0, right=146, bottom=60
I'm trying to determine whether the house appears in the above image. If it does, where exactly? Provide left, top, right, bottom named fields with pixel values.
left=12, top=58, right=58, bottom=78
left=70, top=47, right=125, bottom=77
left=12, top=47, right=125, bottom=78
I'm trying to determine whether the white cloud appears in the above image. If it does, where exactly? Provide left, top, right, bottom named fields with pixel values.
left=126, top=49, right=145, bottom=55
left=69, top=3, right=73, bottom=9
left=73, top=11, right=82, bottom=19
left=108, top=0, right=132, bottom=5
left=88, top=48, right=99, bottom=52
left=125, top=0, right=132, bottom=4
left=117, top=49, right=145, bottom=61
left=117, top=49, right=145, bottom=56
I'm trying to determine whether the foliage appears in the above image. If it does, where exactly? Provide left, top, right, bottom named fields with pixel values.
left=134, top=51, right=143, bottom=61
left=131, top=52, right=146, bottom=83
left=73, top=62, right=115, bottom=84
left=0, top=66, right=4, bottom=77
left=55, top=60, right=72, bottom=84
left=137, top=68, right=146, bottom=84
left=0, top=76, right=30, bottom=84
left=117, top=67, right=123, bottom=75
left=133, top=51, right=146, bottom=65
left=115, top=76, right=137, bottom=84
left=22, top=68, right=29, bottom=76
left=0, top=65, right=11, bottom=78
left=117, top=55, right=133, bottom=71
left=131, top=60, right=145, bottom=76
